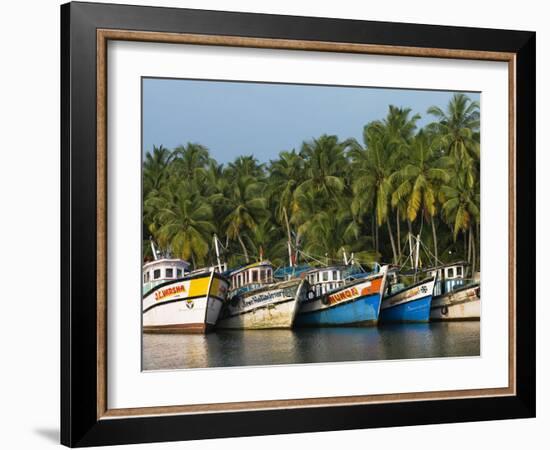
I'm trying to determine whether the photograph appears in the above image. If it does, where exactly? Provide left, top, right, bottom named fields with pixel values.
left=141, top=78, right=481, bottom=371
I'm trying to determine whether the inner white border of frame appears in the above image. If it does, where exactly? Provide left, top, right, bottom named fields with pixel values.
left=107, top=40, right=509, bottom=409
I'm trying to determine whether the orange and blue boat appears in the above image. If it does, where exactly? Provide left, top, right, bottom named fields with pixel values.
left=294, top=265, right=388, bottom=327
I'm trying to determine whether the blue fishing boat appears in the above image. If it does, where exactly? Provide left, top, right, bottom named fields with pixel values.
left=294, top=265, right=388, bottom=327
left=379, top=272, right=437, bottom=323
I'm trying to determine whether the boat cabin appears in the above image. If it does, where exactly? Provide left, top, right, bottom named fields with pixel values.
left=142, top=258, right=190, bottom=294
left=228, top=261, right=274, bottom=293
left=305, top=267, right=345, bottom=297
left=427, top=262, right=466, bottom=296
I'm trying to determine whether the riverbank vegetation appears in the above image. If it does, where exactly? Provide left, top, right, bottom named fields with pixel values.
left=143, top=93, right=480, bottom=274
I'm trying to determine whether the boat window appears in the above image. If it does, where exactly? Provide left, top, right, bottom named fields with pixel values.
left=446, top=267, right=454, bottom=278
left=323, top=272, right=329, bottom=282
left=176, top=268, right=182, bottom=278
left=332, top=270, right=338, bottom=281
left=456, top=266, right=463, bottom=276
left=143, top=273, right=147, bottom=283
left=252, top=270, right=258, bottom=282
left=165, top=268, right=173, bottom=278
left=153, top=269, right=161, bottom=280
left=267, top=269, right=272, bottom=282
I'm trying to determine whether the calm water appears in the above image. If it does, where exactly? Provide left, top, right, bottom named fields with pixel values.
left=142, top=322, right=480, bottom=370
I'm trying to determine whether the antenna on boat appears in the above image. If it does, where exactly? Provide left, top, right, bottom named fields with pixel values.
left=342, top=248, right=348, bottom=265
left=150, top=238, right=158, bottom=261
left=213, top=234, right=223, bottom=272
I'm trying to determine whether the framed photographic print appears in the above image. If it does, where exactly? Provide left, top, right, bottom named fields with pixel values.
left=60, top=1, right=536, bottom=447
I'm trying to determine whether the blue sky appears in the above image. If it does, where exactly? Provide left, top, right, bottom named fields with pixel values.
left=142, top=78, right=479, bottom=164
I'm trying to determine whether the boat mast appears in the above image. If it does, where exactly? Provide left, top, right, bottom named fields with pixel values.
left=414, top=234, right=421, bottom=281
left=408, top=233, right=414, bottom=269
left=343, top=248, right=348, bottom=265
left=213, top=234, right=223, bottom=272
left=150, top=238, right=158, bottom=261
left=283, top=207, right=293, bottom=268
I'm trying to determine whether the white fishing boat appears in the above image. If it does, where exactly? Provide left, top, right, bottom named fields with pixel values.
left=216, top=261, right=308, bottom=329
left=142, top=239, right=229, bottom=333
left=428, top=262, right=480, bottom=320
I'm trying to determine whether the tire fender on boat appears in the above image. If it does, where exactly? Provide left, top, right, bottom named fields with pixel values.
left=441, top=305, right=449, bottom=316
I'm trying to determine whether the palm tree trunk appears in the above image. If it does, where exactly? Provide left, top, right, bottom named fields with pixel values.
left=386, top=218, right=398, bottom=264
left=396, top=209, right=401, bottom=261
left=431, top=217, right=438, bottom=263
left=237, top=233, right=249, bottom=263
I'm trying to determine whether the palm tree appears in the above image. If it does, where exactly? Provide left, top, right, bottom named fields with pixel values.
left=244, top=218, right=288, bottom=265
left=391, top=132, right=451, bottom=261
left=226, top=155, right=266, bottom=179
left=147, top=183, right=216, bottom=267
left=171, top=143, right=211, bottom=182
left=222, top=174, right=267, bottom=263
left=302, top=207, right=376, bottom=265
left=296, top=134, right=347, bottom=199
left=291, top=188, right=333, bottom=253
left=349, top=124, right=399, bottom=263
left=143, top=145, right=173, bottom=194
left=440, top=167, right=480, bottom=271
left=383, top=105, right=421, bottom=142
left=267, top=149, right=304, bottom=224
left=427, top=93, right=480, bottom=164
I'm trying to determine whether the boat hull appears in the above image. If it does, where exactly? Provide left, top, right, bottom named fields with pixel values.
left=430, top=284, right=480, bottom=321
left=380, top=277, right=436, bottom=323
left=295, top=273, right=386, bottom=327
left=142, top=272, right=229, bottom=334
left=217, top=279, right=307, bottom=329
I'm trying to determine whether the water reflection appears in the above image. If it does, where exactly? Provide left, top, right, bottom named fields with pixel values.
left=142, top=321, right=480, bottom=370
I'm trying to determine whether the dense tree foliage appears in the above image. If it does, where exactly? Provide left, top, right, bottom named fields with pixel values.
left=143, top=93, right=480, bottom=275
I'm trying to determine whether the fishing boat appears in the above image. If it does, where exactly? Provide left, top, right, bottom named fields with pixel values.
left=142, top=239, right=229, bottom=333
left=294, top=265, right=388, bottom=327
left=216, top=260, right=308, bottom=329
left=379, top=271, right=437, bottom=323
left=428, top=262, right=480, bottom=320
